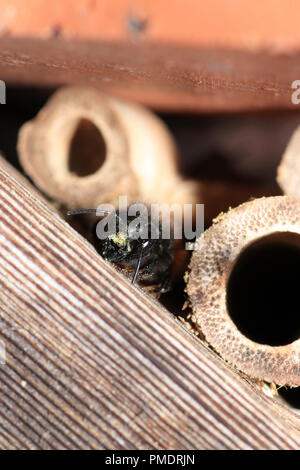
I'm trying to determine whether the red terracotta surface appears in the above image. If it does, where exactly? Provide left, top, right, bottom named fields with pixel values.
left=1, top=0, right=300, bottom=53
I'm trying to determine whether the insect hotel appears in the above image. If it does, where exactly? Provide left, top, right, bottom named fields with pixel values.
left=0, top=0, right=300, bottom=451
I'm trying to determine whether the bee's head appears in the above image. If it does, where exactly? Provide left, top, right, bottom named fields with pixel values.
left=93, top=213, right=153, bottom=265
left=67, top=208, right=170, bottom=285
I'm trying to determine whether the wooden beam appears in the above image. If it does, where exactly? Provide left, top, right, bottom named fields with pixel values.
left=0, top=37, right=297, bottom=112
left=0, top=160, right=299, bottom=449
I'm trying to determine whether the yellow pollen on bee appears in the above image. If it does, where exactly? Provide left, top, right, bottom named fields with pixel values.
left=109, top=232, right=127, bottom=247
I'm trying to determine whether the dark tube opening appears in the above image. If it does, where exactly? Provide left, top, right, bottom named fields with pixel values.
left=278, top=386, right=300, bottom=410
left=226, top=232, right=300, bottom=346
left=68, top=118, right=106, bottom=177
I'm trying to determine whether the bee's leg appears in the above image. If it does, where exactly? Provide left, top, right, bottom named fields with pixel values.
left=159, top=275, right=171, bottom=294
left=132, top=249, right=143, bottom=284
left=132, top=241, right=149, bottom=284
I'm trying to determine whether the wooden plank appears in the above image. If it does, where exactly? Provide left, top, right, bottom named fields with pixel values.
left=0, top=37, right=297, bottom=112
left=0, top=161, right=300, bottom=449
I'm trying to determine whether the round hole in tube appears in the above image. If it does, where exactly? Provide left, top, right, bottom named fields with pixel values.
left=226, top=232, right=300, bottom=346
left=278, top=386, right=300, bottom=410
left=68, top=118, right=106, bottom=177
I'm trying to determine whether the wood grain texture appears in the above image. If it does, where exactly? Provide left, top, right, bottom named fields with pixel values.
left=0, top=37, right=297, bottom=112
left=0, top=161, right=300, bottom=449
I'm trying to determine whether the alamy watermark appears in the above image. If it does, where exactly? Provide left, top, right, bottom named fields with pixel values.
left=94, top=196, right=204, bottom=250
left=0, top=80, right=6, bottom=104
left=291, top=80, right=300, bottom=104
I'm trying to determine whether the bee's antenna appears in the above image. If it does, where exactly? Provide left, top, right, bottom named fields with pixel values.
left=132, top=248, right=143, bottom=285
left=67, top=209, right=125, bottom=237
left=67, top=208, right=127, bottom=232
left=132, top=241, right=149, bottom=285
left=67, top=209, right=112, bottom=216
left=67, top=209, right=125, bottom=224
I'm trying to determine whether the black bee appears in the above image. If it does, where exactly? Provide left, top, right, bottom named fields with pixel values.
left=67, top=208, right=174, bottom=296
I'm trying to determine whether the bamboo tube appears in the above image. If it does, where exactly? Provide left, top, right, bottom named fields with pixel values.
left=187, top=196, right=300, bottom=386
left=17, top=86, right=196, bottom=209
left=0, top=162, right=300, bottom=449
left=17, top=86, right=278, bottom=224
left=277, top=124, right=300, bottom=197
